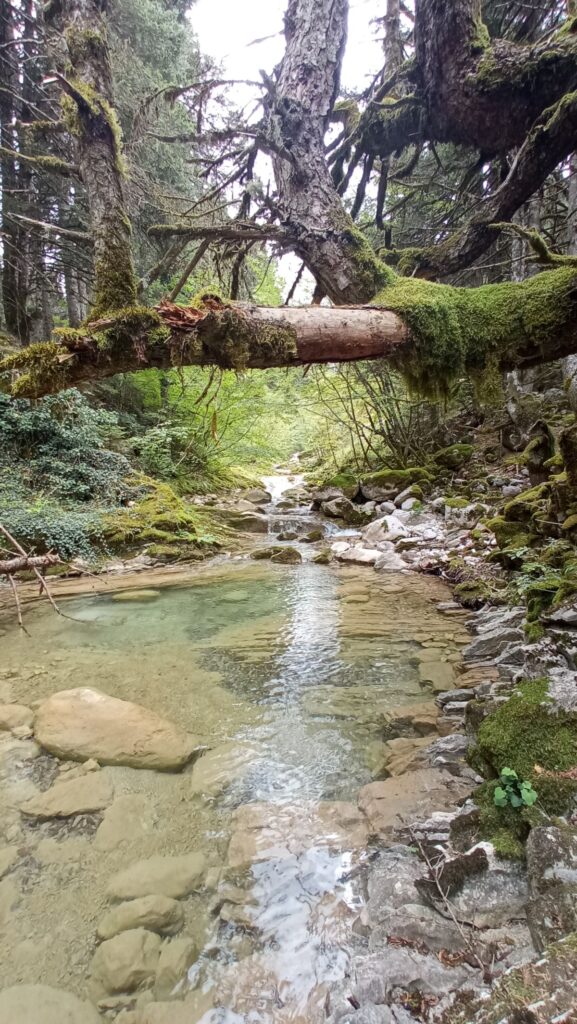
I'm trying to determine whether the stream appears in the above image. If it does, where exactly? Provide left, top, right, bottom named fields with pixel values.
left=0, top=472, right=470, bottom=1022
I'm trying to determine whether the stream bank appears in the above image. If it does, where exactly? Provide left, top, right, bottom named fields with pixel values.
left=0, top=467, right=576, bottom=1022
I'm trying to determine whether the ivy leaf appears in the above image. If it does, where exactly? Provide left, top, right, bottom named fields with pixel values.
left=509, top=792, right=523, bottom=808
left=521, top=784, right=538, bottom=806
left=500, top=767, right=518, bottom=782
left=493, top=786, right=508, bottom=807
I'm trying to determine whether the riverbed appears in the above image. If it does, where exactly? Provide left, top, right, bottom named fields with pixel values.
left=0, top=481, right=470, bottom=1022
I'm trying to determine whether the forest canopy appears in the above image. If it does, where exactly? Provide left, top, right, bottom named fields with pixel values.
left=1, top=0, right=577, bottom=399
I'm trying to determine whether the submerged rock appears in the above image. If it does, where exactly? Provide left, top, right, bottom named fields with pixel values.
left=107, top=853, right=206, bottom=901
left=249, top=545, right=284, bottom=560
left=154, top=937, right=197, bottom=999
left=19, top=771, right=114, bottom=819
left=90, top=928, right=161, bottom=996
left=97, top=895, right=184, bottom=940
left=0, top=704, right=33, bottom=732
left=111, top=589, right=161, bottom=602
left=0, top=984, right=101, bottom=1024
left=34, top=688, right=199, bottom=771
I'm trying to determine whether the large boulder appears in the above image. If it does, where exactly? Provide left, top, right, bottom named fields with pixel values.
left=321, top=496, right=371, bottom=525
left=34, top=688, right=199, bottom=771
left=526, top=826, right=577, bottom=950
left=362, top=515, right=409, bottom=545
left=0, top=984, right=101, bottom=1024
left=216, top=510, right=269, bottom=533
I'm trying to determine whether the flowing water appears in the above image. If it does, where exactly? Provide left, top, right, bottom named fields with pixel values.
left=0, top=483, right=470, bottom=1022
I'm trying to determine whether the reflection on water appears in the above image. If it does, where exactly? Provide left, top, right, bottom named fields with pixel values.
left=0, top=560, right=468, bottom=1021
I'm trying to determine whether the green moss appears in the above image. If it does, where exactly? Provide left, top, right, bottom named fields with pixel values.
left=362, top=466, right=432, bottom=488
left=486, top=516, right=533, bottom=549
left=562, top=514, right=577, bottom=530
left=103, top=477, right=219, bottom=552
left=473, top=678, right=577, bottom=779
left=453, top=579, right=491, bottom=607
left=525, top=620, right=545, bottom=643
left=373, top=266, right=577, bottom=397
left=0, top=342, right=65, bottom=399
left=444, top=496, right=469, bottom=509
left=560, top=420, right=577, bottom=490
left=433, top=443, right=474, bottom=470
left=504, top=482, right=551, bottom=522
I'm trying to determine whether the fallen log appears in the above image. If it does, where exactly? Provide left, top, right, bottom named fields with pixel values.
left=0, top=553, right=60, bottom=575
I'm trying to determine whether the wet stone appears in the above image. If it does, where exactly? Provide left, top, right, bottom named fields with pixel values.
left=107, top=853, right=206, bottom=901
left=97, top=895, right=184, bottom=940
left=90, top=928, right=161, bottom=997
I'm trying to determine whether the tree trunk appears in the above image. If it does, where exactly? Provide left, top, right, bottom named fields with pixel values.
left=44, top=0, right=137, bottom=316
left=266, top=0, right=391, bottom=304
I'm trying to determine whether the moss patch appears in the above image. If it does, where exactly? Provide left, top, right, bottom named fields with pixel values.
left=373, top=266, right=577, bottom=396
left=103, top=477, right=220, bottom=553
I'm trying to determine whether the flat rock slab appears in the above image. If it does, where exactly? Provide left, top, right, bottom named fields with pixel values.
left=97, top=895, right=184, bottom=940
left=358, top=769, right=473, bottom=836
left=227, top=800, right=369, bottom=869
left=20, top=772, right=114, bottom=818
left=34, top=688, right=199, bottom=770
left=0, top=984, right=101, bottom=1024
left=107, top=852, right=206, bottom=900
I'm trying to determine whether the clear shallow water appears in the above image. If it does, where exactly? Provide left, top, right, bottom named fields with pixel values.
left=0, top=559, right=468, bottom=1021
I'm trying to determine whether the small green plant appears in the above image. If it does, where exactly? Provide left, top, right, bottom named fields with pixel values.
left=493, top=767, right=538, bottom=809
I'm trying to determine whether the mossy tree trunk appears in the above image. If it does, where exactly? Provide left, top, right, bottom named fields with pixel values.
left=44, top=0, right=137, bottom=316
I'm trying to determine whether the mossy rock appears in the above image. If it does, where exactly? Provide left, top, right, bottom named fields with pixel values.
left=472, top=678, right=577, bottom=780
left=361, top=466, right=432, bottom=488
left=486, top=515, right=534, bottom=550
left=444, top=496, right=470, bottom=510
left=313, top=549, right=332, bottom=565
left=453, top=579, right=491, bottom=608
left=323, top=472, right=359, bottom=499
left=433, top=444, right=474, bottom=470
left=503, top=482, right=551, bottom=523
left=146, top=543, right=204, bottom=563
left=562, top=513, right=577, bottom=532
left=103, top=477, right=219, bottom=553
left=249, top=546, right=284, bottom=560
left=270, top=546, right=302, bottom=565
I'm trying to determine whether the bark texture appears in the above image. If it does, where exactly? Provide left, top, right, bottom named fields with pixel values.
left=44, top=0, right=137, bottom=315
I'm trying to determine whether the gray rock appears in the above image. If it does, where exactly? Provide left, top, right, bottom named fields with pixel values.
left=544, top=602, right=577, bottom=627
left=526, top=826, right=577, bottom=950
left=338, top=1006, right=394, bottom=1024
left=366, top=847, right=422, bottom=918
left=417, top=842, right=528, bottom=927
left=347, top=949, right=473, bottom=1002
left=502, top=484, right=523, bottom=497
left=436, top=689, right=474, bottom=706
left=377, top=501, right=396, bottom=514
left=369, top=903, right=465, bottom=953
left=463, top=628, right=525, bottom=662
left=401, top=498, right=418, bottom=511
left=322, top=497, right=371, bottom=526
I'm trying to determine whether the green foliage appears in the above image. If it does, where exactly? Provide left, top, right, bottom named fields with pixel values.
left=493, top=767, right=538, bottom=809
left=0, top=390, right=130, bottom=501
left=0, top=477, right=102, bottom=560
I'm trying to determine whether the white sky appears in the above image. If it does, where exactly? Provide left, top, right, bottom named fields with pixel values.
left=189, top=0, right=384, bottom=302
left=191, top=0, right=384, bottom=99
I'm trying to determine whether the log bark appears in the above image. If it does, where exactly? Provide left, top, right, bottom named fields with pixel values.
left=0, top=554, right=60, bottom=575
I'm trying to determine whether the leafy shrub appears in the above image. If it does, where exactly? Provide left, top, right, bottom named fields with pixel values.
left=0, top=390, right=131, bottom=502
left=493, top=767, right=538, bottom=809
left=0, top=476, right=102, bottom=560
